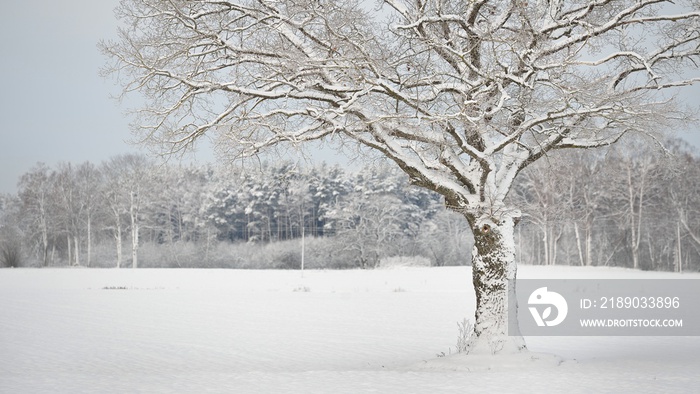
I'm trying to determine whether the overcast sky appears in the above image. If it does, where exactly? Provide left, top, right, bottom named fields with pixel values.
left=1, top=1, right=699, bottom=195
left=0, top=1, right=141, bottom=194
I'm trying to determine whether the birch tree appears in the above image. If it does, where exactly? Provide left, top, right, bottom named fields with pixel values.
left=101, top=159, right=127, bottom=268
left=18, top=164, right=55, bottom=267
left=54, top=163, right=83, bottom=266
left=101, top=154, right=151, bottom=268
left=102, top=0, right=700, bottom=354
left=75, top=162, right=102, bottom=268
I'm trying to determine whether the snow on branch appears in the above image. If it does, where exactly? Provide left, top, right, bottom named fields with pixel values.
left=103, top=0, right=700, bottom=215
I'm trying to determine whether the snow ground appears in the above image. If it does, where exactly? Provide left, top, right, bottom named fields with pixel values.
left=1, top=266, right=699, bottom=394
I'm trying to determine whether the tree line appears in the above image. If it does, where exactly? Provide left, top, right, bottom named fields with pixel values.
left=0, top=137, right=698, bottom=270
left=0, top=155, right=470, bottom=269
left=512, top=137, right=700, bottom=272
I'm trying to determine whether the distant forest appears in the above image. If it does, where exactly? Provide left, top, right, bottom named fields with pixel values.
left=1, top=136, right=698, bottom=271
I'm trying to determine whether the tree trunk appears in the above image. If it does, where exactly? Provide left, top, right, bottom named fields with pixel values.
left=131, top=218, right=139, bottom=269
left=41, top=218, right=49, bottom=267
left=116, top=226, right=123, bottom=269
left=626, top=165, right=645, bottom=270
left=586, top=226, right=592, bottom=267
left=130, top=191, right=139, bottom=269
left=86, top=215, right=92, bottom=268
left=552, top=228, right=562, bottom=266
left=113, top=210, right=123, bottom=269
left=542, top=224, right=549, bottom=266
left=677, top=221, right=682, bottom=273
left=66, top=234, right=72, bottom=266
left=574, top=222, right=585, bottom=266
left=39, top=198, right=49, bottom=267
left=468, top=215, right=527, bottom=355
left=73, top=235, right=80, bottom=266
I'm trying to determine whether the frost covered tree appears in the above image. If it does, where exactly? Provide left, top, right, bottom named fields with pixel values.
left=18, top=164, right=55, bottom=267
left=100, top=154, right=152, bottom=268
left=53, top=162, right=102, bottom=267
left=54, top=163, right=84, bottom=266
left=328, top=189, right=406, bottom=268
left=0, top=194, right=23, bottom=268
left=102, top=0, right=700, bottom=354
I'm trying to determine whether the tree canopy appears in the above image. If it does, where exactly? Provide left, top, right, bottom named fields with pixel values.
left=103, top=0, right=700, bottom=223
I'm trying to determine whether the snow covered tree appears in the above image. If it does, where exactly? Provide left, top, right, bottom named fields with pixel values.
left=100, top=160, right=128, bottom=268
left=327, top=188, right=406, bottom=268
left=75, top=162, right=102, bottom=267
left=102, top=0, right=700, bottom=354
left=52, top=162, right=103, bottom=267
left=606, top=140, right=666, bottom=270
left=150, top=164, right=213, bottom=245
left=308, top=163, right=353, bottom=237
left=0, top=194, right=23, bottom=267
left=53, top=163, right=84, bottom=266
left=669, top=146, right=700, bottom=271
left=17, top=164, right=56, bottom=267
left=100, top=154, right=152, bottom=268
left=510, top=157, right=572, bottom=266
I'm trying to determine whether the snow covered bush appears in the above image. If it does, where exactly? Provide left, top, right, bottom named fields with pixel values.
left=0, top=240, right=21, bottom=268
left=378, top=256, right=431, bottom=269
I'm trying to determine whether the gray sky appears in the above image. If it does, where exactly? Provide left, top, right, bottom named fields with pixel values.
left=0, top=1, right=145, bottom=194
left=1, top=1, right=699, bottom=195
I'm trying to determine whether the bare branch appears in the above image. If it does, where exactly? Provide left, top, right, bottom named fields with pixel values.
left=103, top=0, right=700, bottom=214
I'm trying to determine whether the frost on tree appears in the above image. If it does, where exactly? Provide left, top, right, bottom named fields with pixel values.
left=102, top=0, right=700, bottom=354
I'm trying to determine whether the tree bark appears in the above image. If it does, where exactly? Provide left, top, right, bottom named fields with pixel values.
left=116, top=226, right=122, bottom=269
left=114, top=212, right=123, bottom=269
left=40, top=202, right=49, bottom=267
left=66, top=234, right=72, bottom=266
left=73, top=236, right=80, bottom=266
left=468, top=215, right=527, bottom=355
left=574, top=222, right=585, bottom=266
left=86, top=215, right=92, bottom=268
left=130, top=190, right=139, bottom=269
left=131, top=215, right=139, bottom=269
left=677, top=222, right=683, bottom=273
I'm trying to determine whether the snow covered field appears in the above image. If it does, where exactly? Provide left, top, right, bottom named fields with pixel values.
left=2, top=265, right=699, bottom=393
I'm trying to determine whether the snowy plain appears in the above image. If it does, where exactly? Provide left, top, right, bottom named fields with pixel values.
left=1, top=265, right=699, bottom=394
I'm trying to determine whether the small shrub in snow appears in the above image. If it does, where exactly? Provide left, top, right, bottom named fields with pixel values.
left=439, top=318, right=473, bottom=356
left=456, top=318, right=473, bottom=354
left=0, top=241, right=21, bottom=268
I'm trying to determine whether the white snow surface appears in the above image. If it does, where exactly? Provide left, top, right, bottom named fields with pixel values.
left=2, top=265, right=699, bottom=393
